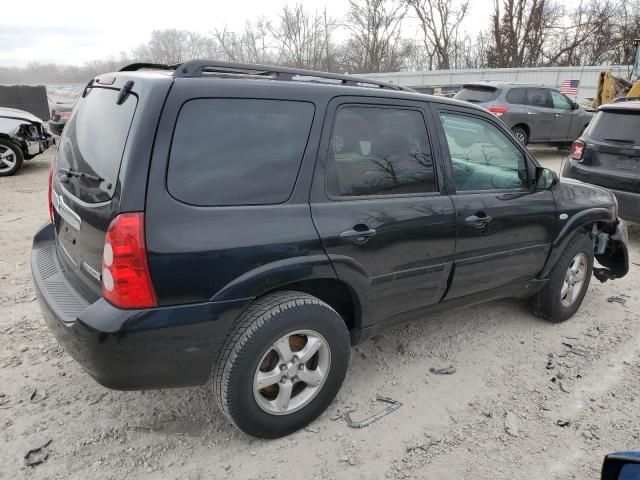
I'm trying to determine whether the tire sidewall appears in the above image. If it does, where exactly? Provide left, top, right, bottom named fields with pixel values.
left=222, top=300, right=350, bottom=438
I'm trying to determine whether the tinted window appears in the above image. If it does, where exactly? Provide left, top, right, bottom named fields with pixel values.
left=56, top=87, right=137, bottom=203
left=506, top=88, right=526, bottom=104
left=168, top=99, right=314, bottom=206
left=550, top=90, right=573, bottom=110
left=587, top=111, right=640, bottom=145
left=439, top=113, right=528, bottom=191
left=526, top=88, right=550, bottom=108
left=454, top=87, right=500, bottom=104
left=326, top=106, right=435, bottom=197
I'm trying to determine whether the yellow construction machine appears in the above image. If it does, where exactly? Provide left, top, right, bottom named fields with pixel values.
left=591, top=39, right=640, bottom=108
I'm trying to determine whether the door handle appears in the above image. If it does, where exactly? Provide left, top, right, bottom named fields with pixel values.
left=465, top=213, right=492, bottom=226
left=555, top=113, right=561, bottom=117
left=340, top=225, right=377, bottom=245
left=527, top=111, right=536, bottom=115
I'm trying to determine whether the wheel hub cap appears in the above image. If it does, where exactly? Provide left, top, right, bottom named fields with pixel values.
left=561, top=253, right=587, bottom=308
left=253, top=330, right=331, bottom=415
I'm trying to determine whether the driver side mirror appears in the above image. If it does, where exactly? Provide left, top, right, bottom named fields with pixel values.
left=535, top=166, right=558, bottom=190
left=572, top=102, right=579, bottom=110
left=602, top=452, right=640, bottom=480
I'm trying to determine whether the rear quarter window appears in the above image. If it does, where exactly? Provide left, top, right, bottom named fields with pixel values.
left=167, top=99, right=315, bottom=206
left=506, top=88, right=526, bottom=104
left=454, top=87, right=500, bottom=104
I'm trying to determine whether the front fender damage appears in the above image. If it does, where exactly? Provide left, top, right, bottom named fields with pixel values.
left=592, top=219, right=629, bottom=282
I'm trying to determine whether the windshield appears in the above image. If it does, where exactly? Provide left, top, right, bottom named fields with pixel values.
left=454, top=86, right=500, bottom=104
left=56, top=87, right=137, bottom=203
left=588, top=111, right=640, bottom=145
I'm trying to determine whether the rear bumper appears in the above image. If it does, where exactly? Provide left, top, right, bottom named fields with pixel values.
left=31, top=223, right=251, bottom=390
left=562, top=159, right=640, bottom=223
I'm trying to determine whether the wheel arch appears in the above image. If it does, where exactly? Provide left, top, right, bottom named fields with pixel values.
left=539, top=208, right=612, bottom=278
left=210, top=255, right=365, bottom=344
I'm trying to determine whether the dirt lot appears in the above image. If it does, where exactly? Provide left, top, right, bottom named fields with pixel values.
left=1, top=146, right=639, bottom=480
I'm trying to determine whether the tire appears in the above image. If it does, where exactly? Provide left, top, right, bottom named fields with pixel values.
left=512, top=126, right=529, bottom=145
left=212, top=291, right=350, bottom=438
left=0, top=139, right=24, bottom=176
left=530, top=232, right=593, bottom=323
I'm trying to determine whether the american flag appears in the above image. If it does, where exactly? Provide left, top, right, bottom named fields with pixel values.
left=559, top=79, right=580, bottom=95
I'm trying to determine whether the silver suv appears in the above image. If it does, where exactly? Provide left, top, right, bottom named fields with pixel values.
left=454, top=82, right=593, bottom=146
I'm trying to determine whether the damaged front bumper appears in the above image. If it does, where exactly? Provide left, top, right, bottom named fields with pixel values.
left=593, top=219, right=629, bottom=282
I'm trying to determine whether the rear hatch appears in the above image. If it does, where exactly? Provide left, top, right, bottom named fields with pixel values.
left=454, top=84, right=500, bottom=107
left=51, top=82, right=140, bottom=300
left=581, top=109, right=640, bottom=192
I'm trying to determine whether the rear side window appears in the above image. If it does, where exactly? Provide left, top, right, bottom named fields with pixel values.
left=326, top=106, right=436, bottom=197
left=526, top=88, right=550, bottom=108
left=454, top=87, right=500, bottom=104
left=56, top=87, right=137, bottom=203
left=167, top=99, right=314, bottom=206
left=588, top=111, right=640, bottom=145
left=506, top=88, right=526, bottom=104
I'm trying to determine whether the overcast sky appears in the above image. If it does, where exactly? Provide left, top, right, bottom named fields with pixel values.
left=1, top=0, right=575, bottom=67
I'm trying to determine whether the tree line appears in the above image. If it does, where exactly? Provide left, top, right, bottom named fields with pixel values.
left=2, top=0, right=639, bottom=84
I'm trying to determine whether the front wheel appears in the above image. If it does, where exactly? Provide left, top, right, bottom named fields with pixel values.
left=529, top=233, right=593, bottom=323
left=212, top=291, right=350, bottom=438
left=0, top=139, right=24, bottom=176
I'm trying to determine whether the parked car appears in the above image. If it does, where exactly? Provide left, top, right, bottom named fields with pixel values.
left=48, top=101, right=74, bottom=136
left=0, top=107, right=53, bottom=176
left=454, top=81, right=593, bottom=146
left=31, top=61, right=629, bottom=438
left=562, top=98, right=640, bottom=223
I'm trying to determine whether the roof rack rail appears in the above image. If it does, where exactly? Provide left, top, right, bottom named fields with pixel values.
left=119, top=62, right=178, bottom=72
left=171, top=59, right=408, bottom=91
left=612, top=96, right=640, bottom=103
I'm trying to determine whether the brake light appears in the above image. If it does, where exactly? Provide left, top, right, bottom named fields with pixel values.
left=59, top=111, right=71, bottom=119
left=570, top=140, right=585, bottom=161
left=48, top=162, right=54, bottom=223
left=101, top=213, right=157, bottom=309
left=488, top=106, right=508, bottom=117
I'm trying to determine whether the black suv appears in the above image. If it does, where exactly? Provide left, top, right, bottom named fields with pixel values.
left=31, top=60, right=629, bottom=438
left=562, top=98, right=640, bottom=223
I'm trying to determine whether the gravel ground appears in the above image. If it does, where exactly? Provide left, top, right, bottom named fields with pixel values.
left=1, top=146, right=639, bottom=480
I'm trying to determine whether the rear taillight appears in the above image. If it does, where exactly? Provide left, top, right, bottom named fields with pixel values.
left=101, top=212, right=157, bottom=309
left=488, top=106, right=508, bottom=117
left=59, top=111, right=71, bottom=119
left=48, top=162, right=54, bottom=223
left=570, top=140, right=585, bottom=161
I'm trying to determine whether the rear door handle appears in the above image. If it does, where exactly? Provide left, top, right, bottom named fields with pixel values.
left=527, top=111, right=536, bottom=115
left=340, top=225, right=377, bottom=245
left=555, top=113, right=561, bottom=117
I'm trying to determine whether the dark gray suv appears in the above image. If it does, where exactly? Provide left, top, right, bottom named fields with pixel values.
left=455, top=82, right=593, bottom=146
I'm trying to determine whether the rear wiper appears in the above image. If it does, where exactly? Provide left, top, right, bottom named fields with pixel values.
left=603, top=138, right=635, bottom=144
left=59, top=167, right=104, bottom=183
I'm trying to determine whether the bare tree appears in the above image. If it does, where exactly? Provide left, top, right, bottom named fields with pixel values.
left=268, top=4, right=338, bottom=70
left=133, top=29, right=215, bottom=64
left=405, top=0, right=469, bottom=70
left=488, top=0, right=561, bottom=68
left=213, top=20, right=275, bottom=64
left=544, top=0, right=617, bottom=66
left=341, top=0, right=411, bottom=73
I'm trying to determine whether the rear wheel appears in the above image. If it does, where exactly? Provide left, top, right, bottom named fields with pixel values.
left=529, top=233, right=593, bottom=323
left=512, top=126, right=529, bottom=145
left=212, top=291, right=350, bottom=438
left=0, top=140, right=23, bottom=176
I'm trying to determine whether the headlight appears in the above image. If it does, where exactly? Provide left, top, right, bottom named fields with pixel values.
left=612, top=193, right=619, bottom=217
